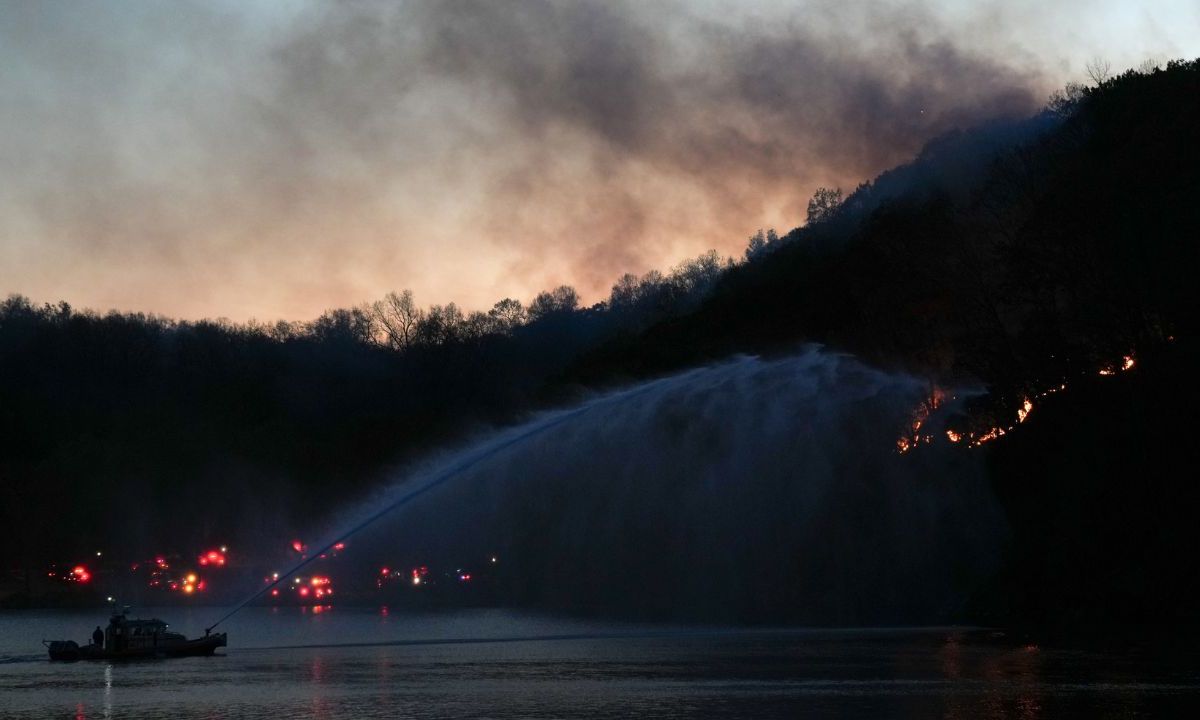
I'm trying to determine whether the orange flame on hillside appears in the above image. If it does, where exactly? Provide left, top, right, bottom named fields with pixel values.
left=1017, top=398, right=1033, bottom=423
left=896, top=387, right=946, bottom=454
left=896, top=349, right=1144, bottom=454
left=969, top=396, right=1032, bottom=447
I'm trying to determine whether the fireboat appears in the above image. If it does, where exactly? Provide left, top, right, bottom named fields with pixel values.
left=44, top=605, right=226, bottom=661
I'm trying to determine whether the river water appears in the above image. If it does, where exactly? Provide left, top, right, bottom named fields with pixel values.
left=2, top=607, right=1199, bottom=718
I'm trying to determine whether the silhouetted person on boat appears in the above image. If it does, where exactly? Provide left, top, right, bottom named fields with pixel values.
left=92, top=626, right=104, bottom=647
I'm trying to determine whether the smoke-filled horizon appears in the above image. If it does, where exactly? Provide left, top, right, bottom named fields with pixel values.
left=2, top=1, right=1196, bottom=321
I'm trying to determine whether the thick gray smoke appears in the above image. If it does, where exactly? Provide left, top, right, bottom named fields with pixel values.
left=1, top=1, right=1049, bottom=319
left=344, top=347, right=1002, bottom=624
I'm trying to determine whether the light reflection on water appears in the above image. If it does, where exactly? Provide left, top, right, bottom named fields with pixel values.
left=1, top=607, right=1199, bottom=719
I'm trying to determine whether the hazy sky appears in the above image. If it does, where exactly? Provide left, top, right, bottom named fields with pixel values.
left=2, top=1, right=1197, bottom=321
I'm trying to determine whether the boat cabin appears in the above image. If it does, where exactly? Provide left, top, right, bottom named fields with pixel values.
left=104, top=611, right=185, bottom=651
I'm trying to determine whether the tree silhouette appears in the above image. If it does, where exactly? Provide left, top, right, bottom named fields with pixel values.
left=527, top=286, right=580, bottom=320
left=806, top=187, right=843, bottom=224
left=488, top=298, right=528, bottom=333
left=372, top=290, right=423, bottom=349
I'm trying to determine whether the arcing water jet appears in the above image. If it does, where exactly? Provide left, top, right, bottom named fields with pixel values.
left=334, top=347, right=1004, bottom=624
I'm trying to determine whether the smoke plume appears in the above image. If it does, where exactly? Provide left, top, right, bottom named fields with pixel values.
left=0, top=1, right=1059, bottom=319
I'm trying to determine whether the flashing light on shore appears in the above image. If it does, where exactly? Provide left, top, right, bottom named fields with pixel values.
left=178, top=570, right=201, bottom=595
left=491, top=556, right=498, bottom=564
left=380, top=567, right=390, bottom=576
left=199, top=549, right=226, bottom=567
left=72, top=565, right=91, bottom=583
left=292, top=540, right=305, bottom=554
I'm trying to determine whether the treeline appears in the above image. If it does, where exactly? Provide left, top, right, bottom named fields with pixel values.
left=308, top=247, right=734, bottom=350
left=0, top=246, right=742, bottom=569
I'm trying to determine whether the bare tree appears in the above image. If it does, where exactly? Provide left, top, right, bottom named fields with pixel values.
left=527, top=286, right=579, bottom=321
left=1085, top=57, right=1111, bottom=85
left=487, top=297, right=527, bottom=333
left=609, top=273, right=640, bottom=308
left=308, top=306, right=377, bottom=344
left=415, top=303, right=464, bottom=345
left=462, top=310, right=497, bottom=340
left=1047, top=82, right=1087, bottom=118
left=670, top=250, right=728, bottom=296
left=267, top=319, right=302, bottom=341
left=372, top=289, right=423, bottom=349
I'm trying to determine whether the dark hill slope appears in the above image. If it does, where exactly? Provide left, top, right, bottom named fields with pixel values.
left=571, top=60, right=1200, bottom=408
left=566, top=60, right=1200, bottom=630
left=982, top=337, right=1200, bottom=631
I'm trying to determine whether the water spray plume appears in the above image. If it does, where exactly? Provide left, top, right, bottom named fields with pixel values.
left=203, top=367, right=703, bottom=633
left=208, top=347, right=1002, bottom=628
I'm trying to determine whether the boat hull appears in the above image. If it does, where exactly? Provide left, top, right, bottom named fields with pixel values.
left=47, top=633, right=226, bottom=661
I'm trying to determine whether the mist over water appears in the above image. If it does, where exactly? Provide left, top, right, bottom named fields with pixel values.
left=329, top=347, right=1002, bottom=625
